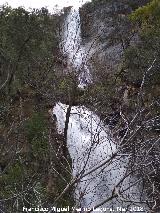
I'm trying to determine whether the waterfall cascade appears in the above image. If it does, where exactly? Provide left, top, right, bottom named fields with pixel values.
left=62, top=7, right=91, bottom=87
left=53, top=2, right=147, bottom=212
left=53, top=103, right=146, bottom=211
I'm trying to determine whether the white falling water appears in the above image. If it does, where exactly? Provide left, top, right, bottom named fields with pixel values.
left=54, top=2, right=147, bottom=212
left=53, top=103, right=147, bottom=211
left=63, top=7, right=91, bottom=87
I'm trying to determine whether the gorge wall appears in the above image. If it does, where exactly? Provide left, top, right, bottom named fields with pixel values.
left=79, top=0, right=150, bottom=81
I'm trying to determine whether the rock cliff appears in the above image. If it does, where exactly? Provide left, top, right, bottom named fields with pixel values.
left=79, top=0, right=150, bottom=80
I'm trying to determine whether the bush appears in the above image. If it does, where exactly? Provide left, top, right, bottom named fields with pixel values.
left=25, top=113, right=48, bottom=157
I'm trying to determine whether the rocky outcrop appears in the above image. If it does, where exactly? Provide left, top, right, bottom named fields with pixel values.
left=79, top=0, right=150, bottom=79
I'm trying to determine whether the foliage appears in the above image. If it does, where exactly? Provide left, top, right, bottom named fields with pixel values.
left=0, top=160, right=47, bottom=211
left=122, top=0, right=160, bottom=92
left=25, top=113, right=48, bottom=156
left=0, top=4, right=59, bottom=95
left=130, top=0, right=160, bottom=24
left=130, top=0, right=160, bottom=49
left=0, top=5, right=74, bottom=211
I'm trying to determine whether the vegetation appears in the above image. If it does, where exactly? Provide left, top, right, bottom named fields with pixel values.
left=0, top=4, right=73, bottom=212
left=123, top=0, right=160, bottom=101
left=0, top=5, right=59, bottom=95
left=0, top=0, right=160, bottom=212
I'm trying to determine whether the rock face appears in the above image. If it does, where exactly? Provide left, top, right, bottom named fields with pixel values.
left=79, top=0, right=150, bottom=79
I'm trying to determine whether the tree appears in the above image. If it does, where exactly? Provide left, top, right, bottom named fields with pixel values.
left=0, top=5, right=59, bottom=96
left=0, top=5, right=74, bottom=212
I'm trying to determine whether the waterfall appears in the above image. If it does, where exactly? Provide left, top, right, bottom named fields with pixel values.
left=62, top=7, right=91, bottom=87
left=53, top=103, right=147, bottom=211
left=53, top=2, right=147, bottom=212
left=53, top=103, right=118, bottom=207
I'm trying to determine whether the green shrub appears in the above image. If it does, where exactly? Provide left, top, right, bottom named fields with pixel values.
left=25, top=113, right=48, bottom=156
